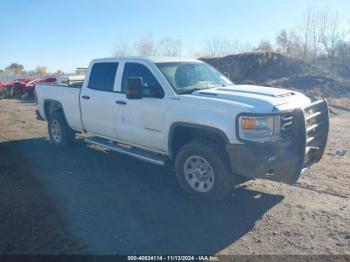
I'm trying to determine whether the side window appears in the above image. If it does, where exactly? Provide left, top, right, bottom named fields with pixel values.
left=88, top=62, right=118, bottom=92
left=121, top=63, right=161, bottom=93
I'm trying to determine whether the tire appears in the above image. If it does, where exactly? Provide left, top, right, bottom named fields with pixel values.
left=175, top=140, right=235, bottom=200
left=22, top=90, right=29, bottom=100
left=48, top=111, right=75, bottom=148
left=6, top=87, right=13, bottom=98
left=3, top=87, right=11, bottom=98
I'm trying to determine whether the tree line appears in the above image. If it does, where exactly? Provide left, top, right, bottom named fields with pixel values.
left=0, top=63, right=65, bottom=77
left=112, top=34, right=253, bottom=58
left=275, top=7, right=349, bottom=61
left=113, top=7, right=350, bottom=62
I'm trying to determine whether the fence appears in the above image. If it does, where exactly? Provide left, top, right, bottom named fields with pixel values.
left=0, top=73, right=79, bottom=82
left=0, top=75, right=44, bottom=81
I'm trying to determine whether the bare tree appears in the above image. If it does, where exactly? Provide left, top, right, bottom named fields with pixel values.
left=134, top=34, right=157, bottom=56
left=275, top=8, right=314, bottom=60
left=55, top=70, right=65, bottom=75
left=308, top=8, right=342, bottom=60
left=318, top=9, right=341, bottom=58
left=297, top=7, right=343, bottom=62
left=276, top=29, right=305, bottom=58
left=6, top=63, right=24, bottom=75
left=298, top=7, right=313, bottom=60
left=158, top=37, right=182, bottom=56
left=204, top=38, right=253, bottom=57
left=237, top=41, right=254, bottom=53
left=335, top=40, right=350, bottom=57
left=34, top=66, right=48, bottom=76
left=276, top=30, right=291, bottom=54
left=204, top=37, right=232, bottom=57
left=229, top=39, right=251, bottom=54
left=113, top=37, right=132, bottom=57
left=308, top=8, right=322, bottom=60
left=254, top=40, right=274, bottom=52
left=295, top=7, right=323, bottom=60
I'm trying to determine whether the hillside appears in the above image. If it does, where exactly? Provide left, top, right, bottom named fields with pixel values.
left=202, top=52, right=350, bottom=99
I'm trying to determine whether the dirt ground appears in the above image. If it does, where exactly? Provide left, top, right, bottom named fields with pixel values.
left=0, top=98, right=349, bottom=255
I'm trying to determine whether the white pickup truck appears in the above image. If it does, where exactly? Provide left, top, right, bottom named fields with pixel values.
left=36, top=56, right=329, bottom=199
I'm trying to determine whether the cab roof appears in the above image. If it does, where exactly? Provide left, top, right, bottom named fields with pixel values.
left=146, top=56, right=201, bottom=63
left=91, top=56, right=202, bottom=64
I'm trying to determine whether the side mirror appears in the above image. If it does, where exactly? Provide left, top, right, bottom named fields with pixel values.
left=126, top=77, right=143, bottom=99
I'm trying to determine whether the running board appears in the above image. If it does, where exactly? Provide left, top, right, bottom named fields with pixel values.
left=85, top=136, right=165, bottom=166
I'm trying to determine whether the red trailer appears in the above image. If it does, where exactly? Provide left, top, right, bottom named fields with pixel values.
left=23, top=77, right=57, bottom=99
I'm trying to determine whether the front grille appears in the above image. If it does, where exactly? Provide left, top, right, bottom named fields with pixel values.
left=280, top=113, right=294, bottom=139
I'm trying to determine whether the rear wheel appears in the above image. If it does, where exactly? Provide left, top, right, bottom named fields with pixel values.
left=23, top=90, right=30, bottom=100
left=175, top=140, right=235, bottom=200
left=5, top=87, right=12, bottom=98
left=48, top=111, right=75, bottom=148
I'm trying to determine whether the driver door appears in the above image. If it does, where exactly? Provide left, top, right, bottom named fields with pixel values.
left=115, top=63, right=167, bottom=152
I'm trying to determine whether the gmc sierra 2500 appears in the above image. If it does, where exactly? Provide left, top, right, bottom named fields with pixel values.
left=35, top=57, right=329, bottom=199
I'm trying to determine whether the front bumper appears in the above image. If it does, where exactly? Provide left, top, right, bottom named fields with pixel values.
left=226, top=99, right=329, bottom=184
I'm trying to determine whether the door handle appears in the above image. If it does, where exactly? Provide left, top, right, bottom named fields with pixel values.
left=116, top=100, right=127, bottom=105
left=82, top=95, right=90, bottom=100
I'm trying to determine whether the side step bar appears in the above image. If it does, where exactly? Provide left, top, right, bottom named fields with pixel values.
left=85, top=136, right=165, bottom=166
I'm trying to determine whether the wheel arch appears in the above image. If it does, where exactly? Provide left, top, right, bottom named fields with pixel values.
left=44, top=99, right=67, bottom=121
left=168, top=122, right=229, bottom=159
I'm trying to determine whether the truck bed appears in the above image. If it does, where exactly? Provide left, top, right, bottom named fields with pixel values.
left=36, top=83, right=84, bottom=131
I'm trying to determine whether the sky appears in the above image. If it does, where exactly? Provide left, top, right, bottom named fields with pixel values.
left=0, top=0, right=349, bottom=72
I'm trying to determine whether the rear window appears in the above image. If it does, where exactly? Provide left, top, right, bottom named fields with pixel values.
left=88, top=62, right=118, bottom=92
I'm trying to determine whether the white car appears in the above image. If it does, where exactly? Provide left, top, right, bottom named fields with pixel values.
left=35, top=56, right=329, bottom=199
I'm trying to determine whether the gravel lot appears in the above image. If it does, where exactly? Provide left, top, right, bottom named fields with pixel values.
left=0, top=98, right=349, bottom=255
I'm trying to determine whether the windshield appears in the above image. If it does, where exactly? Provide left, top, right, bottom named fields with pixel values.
left=156, top=62, right=232, bottom=94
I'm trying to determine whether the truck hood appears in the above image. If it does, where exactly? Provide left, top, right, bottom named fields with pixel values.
left=191, top=85, right=311, bottom=112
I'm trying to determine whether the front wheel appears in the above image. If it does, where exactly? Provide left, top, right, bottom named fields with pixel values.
left=175, top=140, right=235, bottom=200
left=48, top=111, right=75, bottom=148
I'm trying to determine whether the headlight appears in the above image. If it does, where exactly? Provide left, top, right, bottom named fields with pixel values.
left=238, top=115, right=281, bottom=143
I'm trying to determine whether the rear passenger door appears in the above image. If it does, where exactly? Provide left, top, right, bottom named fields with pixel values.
left=80, top=62, right=119, bottom=138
